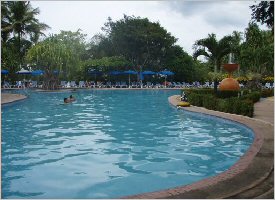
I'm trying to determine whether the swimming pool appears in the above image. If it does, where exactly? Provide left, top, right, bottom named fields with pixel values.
left=1, top=89, right=254, bottom=198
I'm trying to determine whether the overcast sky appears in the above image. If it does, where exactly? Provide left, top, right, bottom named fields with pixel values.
left=31, top=1, right=265, bottom=55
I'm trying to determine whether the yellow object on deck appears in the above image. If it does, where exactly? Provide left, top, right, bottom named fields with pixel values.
left=177, top=101, right=190, bottom=107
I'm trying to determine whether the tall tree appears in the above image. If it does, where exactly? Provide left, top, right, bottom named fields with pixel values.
left=26, top=37, right=73, bottom=90
left=100, top=15, right=178, bottom=72
left=250, top=1, right=274, bottom=32
left=1, top=1, right=49, bottom=66
left=239, top=22, right=274, bottom=75
left=193, top=33, right=233, bottom=93
left=51, top=30, right=89, bottom=80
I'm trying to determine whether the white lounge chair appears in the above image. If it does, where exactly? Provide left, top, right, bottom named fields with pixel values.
left=70, top=81, right=77, bottom=87
left=60, top=81, right=67, bottom=88
left=79, top=81, right=85, bottom=88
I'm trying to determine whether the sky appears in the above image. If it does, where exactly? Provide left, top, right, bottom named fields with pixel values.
left=31, top=1, right=266, bottom=55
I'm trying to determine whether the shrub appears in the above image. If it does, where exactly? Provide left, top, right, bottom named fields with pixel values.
left=261, top=89, right=274, bottom=98
left=241, top=92, right=261, bottom=103
left=186, top=93, right=204, bottom=107
left=216, top=90, right=239, bottom=98
left=202, top=94, right=217, bottom=110
left=225, top=98, right=254, bottom=117
left=216, top=99, right=229, bottom=113
left=183, top=88, right=214, bottom=96
left=185, top=90, right=255, bottom=117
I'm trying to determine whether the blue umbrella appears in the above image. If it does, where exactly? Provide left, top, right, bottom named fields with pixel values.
left=31, top=70, right=44, bottom=76
left=123, top=70, right=137, bottom=75
left=1, top=70, right=9, bottom=74
left=158, top=70, right=175, bottom=76
left=158, top=70, right=175, bottom=88
left=53, top=70, right=60, bottom=74
left=123, top=70, right=138, bottom=87
left=142, top=71, right=156, bottom=75
left=109, top=70, right=123, bottom=75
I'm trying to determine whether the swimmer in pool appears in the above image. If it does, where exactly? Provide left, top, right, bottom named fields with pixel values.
left=69, top=95, right=76, bottom=101
left=64, top=98, right=71, bottom=103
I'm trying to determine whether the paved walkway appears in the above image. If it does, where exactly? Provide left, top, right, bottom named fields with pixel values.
left=253, top=97, right=274, bottom=125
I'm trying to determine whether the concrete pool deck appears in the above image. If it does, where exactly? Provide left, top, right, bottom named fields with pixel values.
left=1, top=93, right=27, bottom=104
left=1, top=91, right=274, bottom=198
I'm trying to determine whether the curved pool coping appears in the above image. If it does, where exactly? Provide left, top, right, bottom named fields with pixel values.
left=123, top=95, right=274, bottom=199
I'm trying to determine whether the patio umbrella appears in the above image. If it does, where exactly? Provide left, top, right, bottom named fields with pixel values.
left=16, top=68, right=32, bottom=87
left=142, top=71, right=156, bottom=75
left=123, top=70, right=138, bottom=88
left=31, top=70, right=44, bottom=76
left=109, top=70, right=123, bottom=75
left=1, top=69, right=9, bottom=75
left=158, top=70, right=175, bottom=88
left=53, top=70, right=60, bottom=74
left=16, top=68, right=32, bottom=74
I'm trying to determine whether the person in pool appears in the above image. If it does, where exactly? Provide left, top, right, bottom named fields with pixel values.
left=64, top=98, right=71, bottom=103
left=69, top=95, right=76, bottom=101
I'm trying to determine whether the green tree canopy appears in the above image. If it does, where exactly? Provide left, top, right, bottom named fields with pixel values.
left=26, top=36, right=73, bottom=89
left=96, top=15, right=178, bottom=71
left=250, top=1, right=274, bottom=32
left=239, top=22, right=274, bottom=76
left=1, top=1, right=49, bottom=74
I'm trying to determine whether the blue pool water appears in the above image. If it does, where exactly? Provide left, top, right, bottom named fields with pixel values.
left=2, top=89, right=254, bottom=198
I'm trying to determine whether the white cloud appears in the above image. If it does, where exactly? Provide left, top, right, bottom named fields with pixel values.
left=31, top=1, right=265, bottom=55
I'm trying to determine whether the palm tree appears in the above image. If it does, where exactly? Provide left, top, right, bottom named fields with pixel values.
left=193, top=33, right=233, bottom=93
left=1, top=1, right=50, bottom=65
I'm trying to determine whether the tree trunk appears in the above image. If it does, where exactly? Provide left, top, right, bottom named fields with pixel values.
left=43, top=70, right=59, bottom=90
left=214, top=62, right=218, bottom=94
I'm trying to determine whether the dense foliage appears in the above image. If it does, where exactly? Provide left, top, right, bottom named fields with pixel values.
left=1, top=1, right=49, bottom=69
left=250, top=1, right=274, bottom=32
left=26, top=36, right=73, bottom=89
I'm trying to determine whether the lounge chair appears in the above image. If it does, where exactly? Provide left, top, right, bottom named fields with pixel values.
left=65, top=81, right=71, bottom=88
left=155, top=83, right=162, bottom=88
left=60, top=81, right=67, bottom=88
left=31, top=81, right=38, bottom=88
left=203, top=82, right=210, bottom=88
left=90, top=81, right=96, bottom=88
left=120, top=81, right=127, bottom=88
left=131, top=82, right=138, bottom=88
left=79, top=81, right=85, bottom=88
left=114, top=82, right=120, bottom=88
left=70, top=81, right=77, bottom=88
left=96, top=81, right=104, bottom=88
left=16, top=81, right=23, bottom=88
left=264, top=82, right=273, bottom=89
left=146, top=82, right=153, bottom=88
left=3, top=81, right=11, bottom=88
left=106, top=82, right=112, bottom=88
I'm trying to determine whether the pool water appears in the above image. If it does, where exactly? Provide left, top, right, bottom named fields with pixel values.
left=1, top=89, right=254, bottom=198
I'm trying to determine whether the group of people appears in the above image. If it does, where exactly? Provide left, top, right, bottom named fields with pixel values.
left=64, top=95, right=76, bottom=103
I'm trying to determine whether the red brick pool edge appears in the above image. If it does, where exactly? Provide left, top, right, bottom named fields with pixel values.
left=123, top=95, right=274, bottom=199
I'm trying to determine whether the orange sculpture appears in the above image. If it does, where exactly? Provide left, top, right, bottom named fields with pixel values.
left=219, top=63, right=240, bottom=91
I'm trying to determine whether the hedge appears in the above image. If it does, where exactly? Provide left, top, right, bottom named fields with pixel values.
left=261, top=89, right=274, bottom=98
left=185, top=92, right=256, bottom=117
